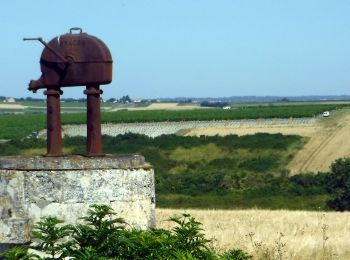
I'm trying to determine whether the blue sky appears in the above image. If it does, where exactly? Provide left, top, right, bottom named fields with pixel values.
left=1, top=1, right=349, bottom=99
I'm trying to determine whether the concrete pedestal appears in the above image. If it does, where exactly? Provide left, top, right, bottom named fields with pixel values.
left=0, top=155, right=155, bottom=252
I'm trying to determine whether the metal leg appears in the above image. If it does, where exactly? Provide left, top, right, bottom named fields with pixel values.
left=84, top=84, right=104, bottom=156
left=44, top=88, right=63, bottom=156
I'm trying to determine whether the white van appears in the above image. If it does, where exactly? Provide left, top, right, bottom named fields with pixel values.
left=323, top=111, right=330, bottom=117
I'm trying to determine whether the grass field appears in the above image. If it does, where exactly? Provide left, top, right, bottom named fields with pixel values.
left=0, top=103, right=347, bottom=139
left=0, top=102, right=349, bottom=258
left=1, top=133, right=333, bottom=210
left=0, top=101, right=113, bottom=115
left=157, top=208, right=350, bottom=259
left=99, top=104, right=347, bottom=123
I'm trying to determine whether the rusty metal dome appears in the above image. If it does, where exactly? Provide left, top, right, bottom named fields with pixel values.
left=27, top=28, right=113, bottom=90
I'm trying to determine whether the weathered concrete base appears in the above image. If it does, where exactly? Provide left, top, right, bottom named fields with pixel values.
left=0, top=155, right=155, bottom=251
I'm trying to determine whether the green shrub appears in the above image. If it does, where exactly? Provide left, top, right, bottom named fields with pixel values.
left=220, top=249, right=252, bottom=260
left=2, top=205, right=250, bottom=259
left=31, top=217, right=72, bottom=259
left=326, top=157, right=350, bottom=211
left=0, top=247, right=38, bottom=260
left=238, top=156, right=279, bottom=172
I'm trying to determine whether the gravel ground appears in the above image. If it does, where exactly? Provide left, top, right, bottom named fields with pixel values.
left=61, top=118, right=318, bottom=138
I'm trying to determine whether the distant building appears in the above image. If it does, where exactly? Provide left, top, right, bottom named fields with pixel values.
left=5, top=97, right=16, bottom=103
left=222, top=106, right=231, bottom=110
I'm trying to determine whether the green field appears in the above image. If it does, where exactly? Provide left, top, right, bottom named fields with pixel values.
left=0, top=102, right=346, bottom=210
left=0, top=103, right=346, bottom=211
left=0, top=133, right=332, bottom=210
left=0, top=103, right=348, bottom=139
left=97, top=104, right=346, bottom=122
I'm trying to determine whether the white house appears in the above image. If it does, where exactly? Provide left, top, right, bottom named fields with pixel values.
left=5, top=97, right=16, bottom=103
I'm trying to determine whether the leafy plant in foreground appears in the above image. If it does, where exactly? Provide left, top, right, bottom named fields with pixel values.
left=168, top=213, right=212, bottom=259
left=31, top=216, right=72, bottom=259
left=220, top=249, right=252, bottom=260
left=0, top=247, right=38, bottom=260
left=2, top=204, right=251, bottom=259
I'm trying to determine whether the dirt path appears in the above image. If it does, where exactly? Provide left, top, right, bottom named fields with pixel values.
left=186, top=125, right=320, bottom=137
left=288, top=109, right=350, bottom=174
left=186, top=109, right=350, bottom=173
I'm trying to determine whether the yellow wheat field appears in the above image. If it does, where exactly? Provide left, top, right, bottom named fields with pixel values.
left=156, top=209, right=350, bottom=259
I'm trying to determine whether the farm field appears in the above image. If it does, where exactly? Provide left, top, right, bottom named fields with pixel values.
left=110, top=102, right=201, bottom=111
left=185, top=108, right=350, bottom=173
left=184, top=122, right=320, bottom=137
left=156, top=208, right=350, bottom=260
left=62, top=108, right=350, bottom=173
left=1, top=133, right=333, bottom=210
left=0, top=101, right=114, bottom=115
left=0, top=103, right=346, bottom=139
left=62, top=117, right=318, bottom=138
left=0, top=101, right=199, bottom=113
left=0, top=103, right=26, bottom=109
left=0, top=104, right=349, bottom=173
left=288, top=109, right=350, bottom=173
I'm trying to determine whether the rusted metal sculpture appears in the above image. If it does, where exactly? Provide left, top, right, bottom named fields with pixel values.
left=24, top=28, right=112, bottom=156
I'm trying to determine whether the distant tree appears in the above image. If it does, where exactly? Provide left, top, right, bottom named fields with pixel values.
left=280, top=97, right=290, bottom=102
left=178, top=99, right=192, bottom=103
left=107, top=98, right=117, bottom=103
left=63, top=98, right=76, bottom=102
left=25, top=97, right=44, bottom=102
left=119, top=95, right=132, bottom=104
left=327, top=157, right=350, bottom=211
left=200, top=101, right=229, bottom=108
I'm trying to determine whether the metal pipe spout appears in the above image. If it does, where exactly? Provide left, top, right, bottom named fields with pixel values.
left=28, top=78, right=45, bottom=93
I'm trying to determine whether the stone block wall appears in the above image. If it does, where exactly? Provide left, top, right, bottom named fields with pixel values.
left=0, top=155, right=155, bottom=247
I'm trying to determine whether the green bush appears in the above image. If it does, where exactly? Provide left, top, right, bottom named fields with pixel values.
left=1, top=204, right=251, bottom=260
left=326, top=158, right=350, bottom=211
left=238, top=156, right=279, bottom=172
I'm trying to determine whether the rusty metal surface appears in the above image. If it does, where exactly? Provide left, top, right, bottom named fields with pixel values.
left=84, top=84, right=104, bottom=156
left=0, top=155, right=147, bottom=170
left=44, top=88, right=63, bottom=156
left=25, top=28, right=112, bottom=92
left=24, top=28, right=113, bottom=157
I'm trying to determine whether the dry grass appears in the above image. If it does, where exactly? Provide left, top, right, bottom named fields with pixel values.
left=156, top=208, right=350, bottom=259
left=128, top=102, right=201, bottom=110
left=0, top=103, right=25, bottom=109
left=186, top=125, right=320, bottom=137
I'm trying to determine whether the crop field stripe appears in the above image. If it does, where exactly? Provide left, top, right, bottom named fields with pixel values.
left=63, top=118, right=318, bottom=138
left=0, top=104, right=348, bottom=139
left=88, top=104, right=346, bottom=124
